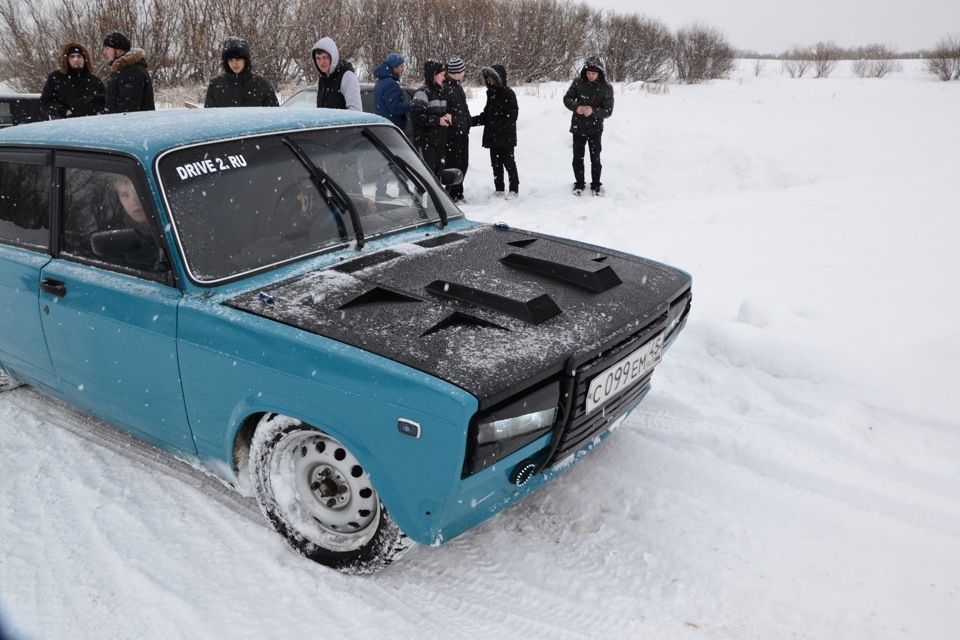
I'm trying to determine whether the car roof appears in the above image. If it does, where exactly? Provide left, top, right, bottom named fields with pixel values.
left=0, top=107, right=387, bottom=163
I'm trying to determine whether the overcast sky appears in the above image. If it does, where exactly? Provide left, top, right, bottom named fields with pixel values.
left=588, top=0, right=959, bottom=53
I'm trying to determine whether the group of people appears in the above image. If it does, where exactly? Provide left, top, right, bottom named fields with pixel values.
left=373, top=54, right=525, bottom=201
left=374, top=51, right=615, bottom=200
left=40, top=31, right=155, bottom=117
left=40, top=32, right=616, bottom=200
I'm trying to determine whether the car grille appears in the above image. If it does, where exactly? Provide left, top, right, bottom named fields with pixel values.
left=545, top=311, right=667, bottom=467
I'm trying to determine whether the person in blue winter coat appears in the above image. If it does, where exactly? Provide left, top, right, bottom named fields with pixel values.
left=563, top=56, right=614, bottom=196
left=472, top=64, right=519, bottom=199
left=204, top=37, right=279, bottom=108
left=373, top=52, right=411, bottom=133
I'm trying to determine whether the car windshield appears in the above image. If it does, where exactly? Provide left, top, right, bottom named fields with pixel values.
left=156, top=124, right=457, bottom=284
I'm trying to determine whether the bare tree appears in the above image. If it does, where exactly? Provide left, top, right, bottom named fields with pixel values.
left=672, top=21, right=734, bottom=84
left=812, top=40, right=841, bottom=78
left=850, top=44, right=902, bottom=78
left=780, top=46, right=813, bottom=78
left=598, top=13, right=673, bottom=82
left=924, top=34, right=960, bottom=81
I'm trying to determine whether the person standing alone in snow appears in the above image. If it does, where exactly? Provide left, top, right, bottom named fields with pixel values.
left=563, top=56, right=613, bottom=196
left=204, top=37, right=279, bottom=108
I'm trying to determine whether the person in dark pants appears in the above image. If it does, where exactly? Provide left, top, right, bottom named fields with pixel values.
left=204, top=37, right=279, bottom=108
left=472, top=64, right=518, bottom=199
left=411, top=60, right=452, bottom=178
left=442, top=56, right=471, bottom=203
left=101, top=31, right=155, bottom=113
left=39, top=42, right=104, bottom=118
left=563, top=56, right=614, bottom=196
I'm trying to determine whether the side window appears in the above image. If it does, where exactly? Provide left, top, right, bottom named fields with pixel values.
left=61, top=168, right=167, bottom=275
left=0, top=159, right=49, bottom=250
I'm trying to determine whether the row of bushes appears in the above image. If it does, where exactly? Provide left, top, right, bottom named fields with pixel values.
left=2, top=0, right=957, bottom=92
left=767, top=37, right=960, bottom=80
left=0, top=0, right=734, bottom=91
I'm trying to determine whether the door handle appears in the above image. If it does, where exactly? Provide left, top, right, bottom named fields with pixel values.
left=40, top=277, right=67, bottom=297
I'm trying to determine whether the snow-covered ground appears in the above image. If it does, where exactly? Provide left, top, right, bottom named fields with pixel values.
left=2, top=60, right=958, bottom=640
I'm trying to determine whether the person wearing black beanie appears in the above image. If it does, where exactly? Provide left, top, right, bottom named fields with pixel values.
left=101, top=31, right=155, bottom=113
left=204, top=37, right=279, bottom=108
left=443, top=56, right=472, bottom=203
left=39, top=41, right=105, bottom=118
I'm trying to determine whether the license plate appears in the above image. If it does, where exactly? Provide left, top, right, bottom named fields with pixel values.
left=585, top=333, right=664, bottom=414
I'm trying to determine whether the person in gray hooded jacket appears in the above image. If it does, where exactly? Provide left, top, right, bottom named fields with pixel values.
left=311, top=36, right=361, bottom=111
left=204, top=37, right=279, bottom=108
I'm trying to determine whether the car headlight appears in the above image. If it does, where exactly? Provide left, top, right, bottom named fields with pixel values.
left=477, top=406, right=557, bottom=444
left=464, top=380, right=560, bottom=475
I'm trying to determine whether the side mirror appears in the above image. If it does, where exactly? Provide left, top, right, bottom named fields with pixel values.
left=90, top=228, right=141, bottom=257
left=440, top=168, right=463, bottom=187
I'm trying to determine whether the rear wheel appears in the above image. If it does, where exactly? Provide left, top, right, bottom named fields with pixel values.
left=250, top=413, right=411, bottom=574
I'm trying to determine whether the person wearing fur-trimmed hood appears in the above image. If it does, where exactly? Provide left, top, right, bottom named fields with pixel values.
left=204, top=37, right=279, bottom=108
left=40, top=41, right=105, bottom=118
left=471, top=64, right=519, bottom=198
left=311, top=36, right=361, bottom=111
left=563, top=56, right=613, bottom=196
left=101, top=31, right=155, bottom=113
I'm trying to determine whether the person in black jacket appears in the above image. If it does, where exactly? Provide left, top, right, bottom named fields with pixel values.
left=411, top=60, right=452, bottom=178
left=39, top=42, right=105, bottom=118
left=101, top=32, right=155, bottom=113
left=442, top=56, right=471, bottom=203
left=472, top=64, right=519, bottom=199
left=311, top=37, right=361, bottom=111
left=204, top=37, right=279, bottom=108
left=563, top=56, right=614, bottom=196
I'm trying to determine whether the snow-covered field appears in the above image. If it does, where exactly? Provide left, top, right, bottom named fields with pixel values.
left=2, top=60, right=958, bottom=640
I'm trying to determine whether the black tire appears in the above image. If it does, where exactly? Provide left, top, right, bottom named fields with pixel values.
left=249, top=413, right=411, bottom=574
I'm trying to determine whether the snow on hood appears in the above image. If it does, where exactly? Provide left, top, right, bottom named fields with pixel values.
left=225, top=225, right=690, bottom=404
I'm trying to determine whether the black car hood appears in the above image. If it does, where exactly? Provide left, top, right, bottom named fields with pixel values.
left=225, top=225, right=690, bottom=406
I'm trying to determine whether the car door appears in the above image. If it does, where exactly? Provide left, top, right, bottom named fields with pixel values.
left=0, top=149, right=57, bottom=389
left=37, top=151, right=196, bottom=454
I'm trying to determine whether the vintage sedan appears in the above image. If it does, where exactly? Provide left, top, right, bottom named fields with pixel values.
left=0, top=109, right=691, bottom=573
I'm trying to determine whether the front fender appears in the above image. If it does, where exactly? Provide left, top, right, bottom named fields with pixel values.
left=178, top=299, right=478, bottom=542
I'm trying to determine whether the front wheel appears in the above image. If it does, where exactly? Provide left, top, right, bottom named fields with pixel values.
left=250, top=414, right=411, bottom=574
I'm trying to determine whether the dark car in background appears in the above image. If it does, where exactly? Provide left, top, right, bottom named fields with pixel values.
left=0, top=94, right=45, bottom=128
left=281, top=83, right=415, bottom=117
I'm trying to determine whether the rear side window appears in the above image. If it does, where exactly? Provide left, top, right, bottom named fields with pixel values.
left=0, top=159, right=49, bottom=250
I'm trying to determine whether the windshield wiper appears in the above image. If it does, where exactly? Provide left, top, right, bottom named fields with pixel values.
left=282, top=136, right=365, bottom=249
left=362, top=128, right=448, bottom=228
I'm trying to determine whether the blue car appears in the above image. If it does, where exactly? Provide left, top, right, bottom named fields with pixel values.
left=0, top=109, right=691, bottom=573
